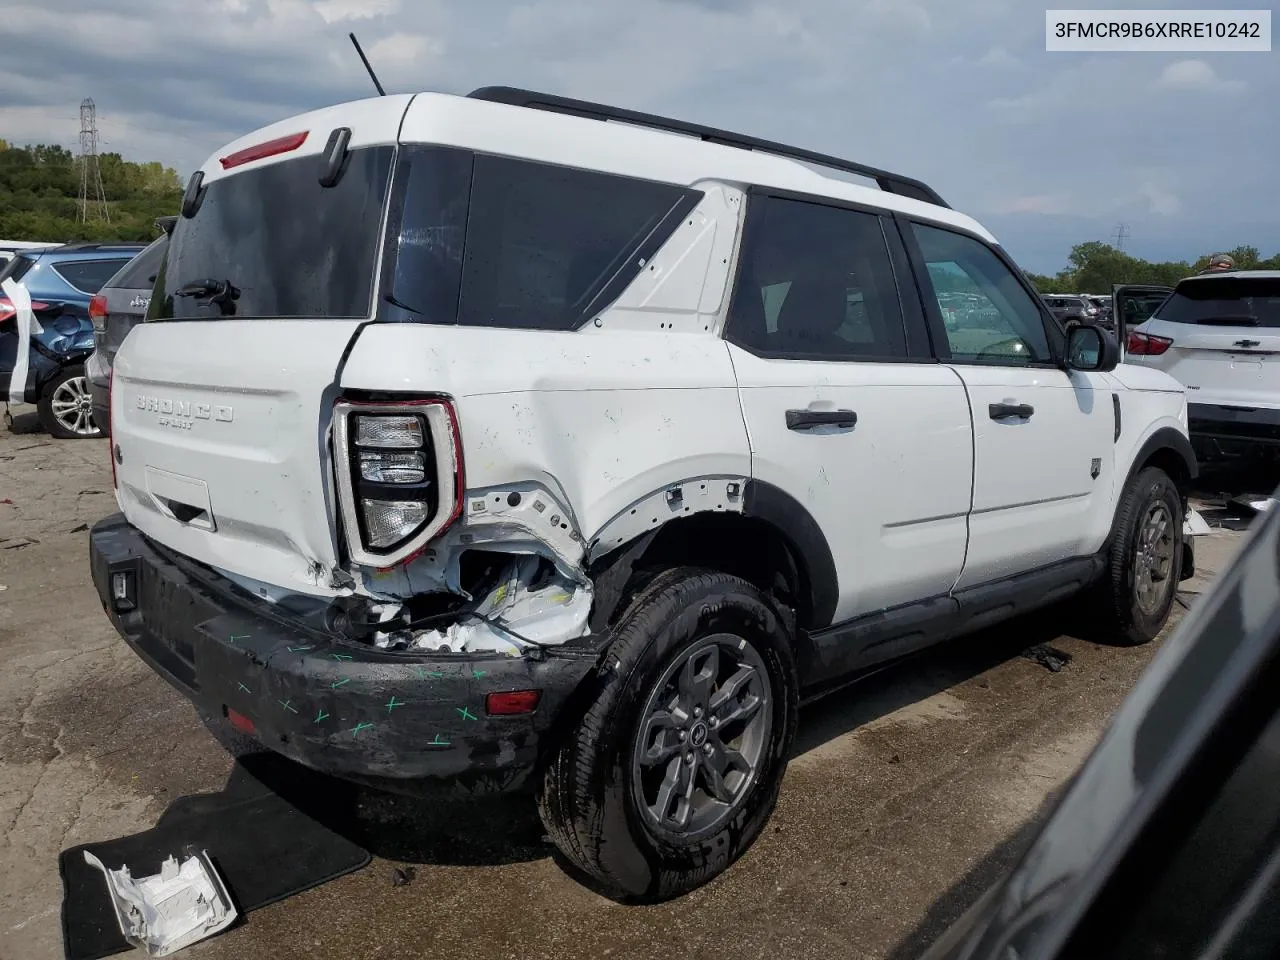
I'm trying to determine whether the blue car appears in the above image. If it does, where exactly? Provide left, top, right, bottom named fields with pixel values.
left=1, top=242, right=145, bottom=438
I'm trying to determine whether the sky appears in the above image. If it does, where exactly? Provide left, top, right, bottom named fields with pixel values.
left=0, top=0, right=1275, bottom=274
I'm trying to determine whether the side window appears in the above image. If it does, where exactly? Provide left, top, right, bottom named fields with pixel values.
left=458, top=155, right=700, bottom=331
left=52, top=259, right=132, bottom=295
left=726, top=195, right=907, bottom=360
left=911, top=223, right=1051, bottom=364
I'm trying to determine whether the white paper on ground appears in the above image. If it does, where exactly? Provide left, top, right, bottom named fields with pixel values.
left=1185, top=506, right=1212, bottom=537
left=83, top=849, right=238, bottom=956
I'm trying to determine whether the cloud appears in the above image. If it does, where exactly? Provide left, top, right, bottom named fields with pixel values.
left=1157, top=59, right=1246, bottom=92
left=0, top=0, right=1274, bottom=273
left=996, top=194, right=1069, bottom=216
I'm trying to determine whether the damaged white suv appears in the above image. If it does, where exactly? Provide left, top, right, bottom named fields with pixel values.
left=91, top=87, right=1199, bottom=901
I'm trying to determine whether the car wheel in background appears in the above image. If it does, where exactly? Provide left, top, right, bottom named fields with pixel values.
left=38, top=365, right=102, bottom=440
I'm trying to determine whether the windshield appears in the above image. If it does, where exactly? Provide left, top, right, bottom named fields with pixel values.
left=152, top=146, right=393, bottom=320
left=1159, top=277, right=1280, bottom=328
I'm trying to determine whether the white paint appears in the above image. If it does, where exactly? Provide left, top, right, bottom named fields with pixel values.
left=2, top=277, right=32, bottom=406
left=951, top=366, right=1119, bottom=589
left=729, top=348, right=973, bottom=620
left=1129, top=314, right=1280, bottom=410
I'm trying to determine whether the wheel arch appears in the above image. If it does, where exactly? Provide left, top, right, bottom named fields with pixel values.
left=1124, top=426, right=1197, bottom=497
left=586, top=479, right=839, bottom=635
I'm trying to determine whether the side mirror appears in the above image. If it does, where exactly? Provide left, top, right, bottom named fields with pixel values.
left=1066, top=322, right=1120, bottom=372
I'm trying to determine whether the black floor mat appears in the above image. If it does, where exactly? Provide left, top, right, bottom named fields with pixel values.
left=59, top=754, right=371, bottom=960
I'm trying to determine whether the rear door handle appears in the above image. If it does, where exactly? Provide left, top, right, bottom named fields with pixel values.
left=989, top=402, right=1034, bottom=421
left=786, top=408, right=857, bottom=431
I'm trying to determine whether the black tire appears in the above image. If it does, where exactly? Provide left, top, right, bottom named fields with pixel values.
left=1091, top=466, right=1184, bottom=645
left=537, top=568, right=798, bottom=902
left=38, top=365, right=101, bottom=439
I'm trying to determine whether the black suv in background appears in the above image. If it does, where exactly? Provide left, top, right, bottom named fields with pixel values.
left=86, top=218, right=175, bottom=432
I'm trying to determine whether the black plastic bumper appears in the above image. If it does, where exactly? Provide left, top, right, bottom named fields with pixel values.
left=1188, top=403, right=1280, bottom=459
left=89, top=514, right=600, bottom=793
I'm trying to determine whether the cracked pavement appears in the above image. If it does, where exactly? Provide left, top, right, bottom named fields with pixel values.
left=0, top=407, right=1253, bottom=960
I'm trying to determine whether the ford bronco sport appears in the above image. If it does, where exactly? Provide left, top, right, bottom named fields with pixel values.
left=90, top=87, right=1198, bottom=901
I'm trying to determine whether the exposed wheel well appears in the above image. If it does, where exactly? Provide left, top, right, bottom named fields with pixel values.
left=588, top=513, right=814, bottom=632
left=1137, top=445, right=1194, bottom=499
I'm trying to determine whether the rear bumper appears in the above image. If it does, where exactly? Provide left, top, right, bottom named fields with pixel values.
left=89, top=514, right=600, bottom=792
left=1188, top=403, right=1280, bottom=458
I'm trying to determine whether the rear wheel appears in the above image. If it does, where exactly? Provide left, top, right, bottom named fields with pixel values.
left=1091, top=466, right=1184, bottom=645
left=538, top=568, right=798, bottom=901
left=38, top=365, right=101, bottom=439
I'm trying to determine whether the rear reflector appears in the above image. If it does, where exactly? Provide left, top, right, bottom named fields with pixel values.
left=486, top=690, right=542, bottom=716
left=225, top=707, right=257, bottom=736
left=219, top=131, right=309, bottom=170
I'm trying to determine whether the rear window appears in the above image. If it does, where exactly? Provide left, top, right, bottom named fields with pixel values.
left=109, top=236, right=168, bottom=291
left=52, top=259, right=133, bottom=294
left=386, top=147, right=702, bottom=331
left=0, top=255, right=37, bottom=285
left=155, top=146, right=394, bottom=320
left=1159, top=277, right=1280, bottom=328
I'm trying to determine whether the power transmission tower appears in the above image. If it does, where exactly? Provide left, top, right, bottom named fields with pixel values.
left=77, top=98, right=109, bottom=223
left=1111, top=222, right=1130, bottom=252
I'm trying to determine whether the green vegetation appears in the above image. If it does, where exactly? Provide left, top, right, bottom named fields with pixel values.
left=1027, top=241, right=1280, bottom=295
left=0, top=139, right=182, bottom=243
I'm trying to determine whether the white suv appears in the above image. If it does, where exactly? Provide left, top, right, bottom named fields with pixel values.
left=1122, top=272, right=1280, bottom=462
left=89, top=87, right=1199, bottom=901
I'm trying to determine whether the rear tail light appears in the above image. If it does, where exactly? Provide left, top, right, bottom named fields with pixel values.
left=1126, top=331, right=1174, bottom=356
left=332, top=398, right=464, bottom=567
left=0, top=295, right=14, bottom=327
left=89, top=294, right=108, bottom=334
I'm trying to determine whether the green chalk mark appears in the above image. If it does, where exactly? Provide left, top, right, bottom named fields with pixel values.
left=472, top=669, right=487, bottom=679
left=314, top=710, right=330, bottom=723
left=414, top=667, right=445, bottom=680
left=429, top=733, right=451, bottom=746
left=351, top=721, right=374, bottom=736
left=330, top=677, right=351, bottom=689
left=386, top=696, right=405, bottom=714
left=279, top=699, right=299, bottom=714
left=288, top=645, right=314, bottom=653
left=331, top=654, right=354, bottom=662
left=456, top=706, right=478, bottom=721
left=237, top=682, right=251, bottom=694
left=230, top=634, right=250, bottom=644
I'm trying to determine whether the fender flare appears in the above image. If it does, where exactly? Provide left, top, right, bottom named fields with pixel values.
left=743, top=479, right=839, bottom=629
left=1125, top=426, right=1198, bottom=491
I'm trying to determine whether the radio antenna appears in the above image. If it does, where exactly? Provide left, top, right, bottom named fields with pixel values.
left=349, top=33, right=386, bottom=96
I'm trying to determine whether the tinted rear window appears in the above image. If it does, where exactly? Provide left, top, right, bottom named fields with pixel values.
left=109, top=236, right=168, bottom=290
left=387, top=147, right=701, bottom=331
left=1160, top=277, right=1280, bottom=328
left=52, top=258, right=133, bottom=294
left=155, top=146, right=393, bottom=320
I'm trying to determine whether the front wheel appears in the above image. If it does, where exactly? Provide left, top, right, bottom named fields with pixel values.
left=38, top=365, right=101, bottom=439
left=1091, top=466, right=1184, bottom=645
left=537, top=569, right=798, bottom=901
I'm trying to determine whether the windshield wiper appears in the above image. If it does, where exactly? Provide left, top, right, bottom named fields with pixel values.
left=176, top=278, right=240, bottom=316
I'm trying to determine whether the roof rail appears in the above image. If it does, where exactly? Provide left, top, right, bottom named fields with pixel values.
left=53, top=241, right=148, bottom=253
left=467, top=85, right=949, bottom=209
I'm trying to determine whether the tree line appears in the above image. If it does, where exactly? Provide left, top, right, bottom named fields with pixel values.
left=1027, top=241, right=1280, bottom=295
left=0, top=140, right=182, bottom=243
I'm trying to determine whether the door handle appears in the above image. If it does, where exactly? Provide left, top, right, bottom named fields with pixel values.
left=988, top=402, right=1034, bottom=421
left=786, top=408, right=857, bottom=431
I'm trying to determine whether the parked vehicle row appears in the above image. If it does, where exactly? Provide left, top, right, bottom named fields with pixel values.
left=90, top=85, right=1199, bottom=901
left=1, top=242, right=145, bottom=437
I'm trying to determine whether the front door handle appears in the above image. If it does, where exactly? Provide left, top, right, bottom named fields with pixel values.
left=989, top=402, right=1034, bottom=421
left=786, top=408, right=857, bottom=431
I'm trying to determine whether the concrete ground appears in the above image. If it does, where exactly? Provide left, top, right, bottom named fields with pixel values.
left=0, top=405, right=1257, bottom=960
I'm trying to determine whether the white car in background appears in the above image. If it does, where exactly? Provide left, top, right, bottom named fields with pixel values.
left=1120, top=272, right=1280, bottom=462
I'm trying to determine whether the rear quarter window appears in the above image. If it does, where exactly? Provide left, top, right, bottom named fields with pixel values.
left=108, top=237, right=167, bottom=291
left=52, top=258, right=133, bottom=294
left=388, top=147, right=703, bottom=331
left=1160, top=278, right=1280, bottom=328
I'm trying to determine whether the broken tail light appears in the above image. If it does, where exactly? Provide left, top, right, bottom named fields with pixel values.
left=0, top=295, right=14, bottom=329
left=1126, top=331, right=1174, bottom=356
left=332, top=398, right=464, bottom=568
